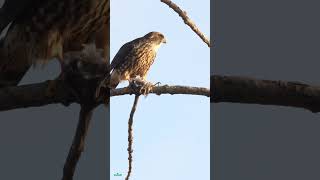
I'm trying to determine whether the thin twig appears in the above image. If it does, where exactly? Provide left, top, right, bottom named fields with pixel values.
left=62, top=104, right=97, bottom=180
left=125, top=95, right=140, bottom=180
left=161, top=0, right=211, bottom=47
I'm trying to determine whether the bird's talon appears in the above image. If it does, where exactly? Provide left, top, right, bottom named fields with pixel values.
left=154, top=82, right=161, bottom=86
left=138, top=82, right=155, bottom=96
left=139, top=88, right=145, bottom=95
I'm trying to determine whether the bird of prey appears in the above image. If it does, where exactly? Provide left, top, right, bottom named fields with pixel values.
left=0, top=0, right=109, bottom=87
left=109, top=31, right=166, bottom=89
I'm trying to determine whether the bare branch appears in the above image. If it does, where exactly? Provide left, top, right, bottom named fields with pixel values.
left=211, top=75, right=320, bottom=113
left=3, top=74, right=320, bottom=113
left=111, top=85, right=210, bottom=97
left=62, top=104, right=97, bottom=180
left=0, top=80, right=76, bottom=111
left=125, top=95, right=140, bottom=180
left=161, top=0, right=211, bottom=47
left=0, top=82, right=209, bottom=112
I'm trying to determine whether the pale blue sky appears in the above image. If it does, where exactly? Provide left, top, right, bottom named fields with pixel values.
left=110, top=1, right=210, bottom=180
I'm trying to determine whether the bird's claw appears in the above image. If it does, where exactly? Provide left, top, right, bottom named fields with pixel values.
left=154, top=82, right=161, bottom=86
left=139, top=82, right=154, bottom=96
left=128, top=78, right=159, bottom=96
left=128, top=80, right=142, bottom=95
left=139, top=81, right=162, bottom=95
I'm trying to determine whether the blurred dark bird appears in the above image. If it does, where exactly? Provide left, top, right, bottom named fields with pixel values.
left=109, top=31, right=166, bottom=89
left=0, top=0, right=109, bottom=87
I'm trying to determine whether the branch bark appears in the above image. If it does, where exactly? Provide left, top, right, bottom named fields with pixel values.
left=111, top=85, right=210, bottom=97
left=0, top=82, right=209, bottom=112
left=0, top=80, right=76, bottom=111
left=211, top=75, right=320, bottom=113
left=125, top=95, right=140, bottom=180
left=161, top=0, right=211, bottom=47
left=2, top=75, right=320, bottom=113
left=62, top=104, right=97, bottom=180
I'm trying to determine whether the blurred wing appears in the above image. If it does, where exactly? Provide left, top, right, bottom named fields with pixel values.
left=0, top=0, right=110, bottom=87
left=0, top=0, right=43, bottom=87
left=0, top=0, right=41, bottom=33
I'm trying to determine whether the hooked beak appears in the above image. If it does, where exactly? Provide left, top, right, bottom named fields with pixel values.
left=162, top=38, right=167, bottom=44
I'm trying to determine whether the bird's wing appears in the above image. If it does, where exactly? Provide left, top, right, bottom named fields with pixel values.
left=0, top=0, right=42, bottom=87
left=0, top=0, right=42, bottom=33
left=110, top=38, right=141, bottom=71
left=0, top=0, right=110, bottom=87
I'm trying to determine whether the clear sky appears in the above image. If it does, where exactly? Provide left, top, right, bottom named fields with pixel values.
left=110, top=0, right=210, bottom=180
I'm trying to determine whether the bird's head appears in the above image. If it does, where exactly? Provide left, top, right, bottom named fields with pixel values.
left=144, top=31, right=167, bottom=45
left=144, top=31, right=166, bottom=52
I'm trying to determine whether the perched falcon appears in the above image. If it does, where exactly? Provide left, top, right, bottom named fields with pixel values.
left=0, top=0, right=109, bottom=87
left=109, top=31, right=166, bottom=89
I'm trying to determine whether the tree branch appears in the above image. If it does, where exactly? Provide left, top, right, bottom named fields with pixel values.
left=2, top=74, right=320, bottom=113
left=111, top=85, right=210, bottom=97
left=125, top=95, right=140, bottom=180
left=0, top=82, right=209, bottom=112
left=0, top=80, right=76, bottom=111
left=161, top=0, right=211, bottom=47
left=211, top=75, right=320, bottom=113
left=62, top=104, right=97, bottom=180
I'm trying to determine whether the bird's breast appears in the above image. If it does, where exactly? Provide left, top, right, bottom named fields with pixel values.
left=126, top=48, right=156, bottom=78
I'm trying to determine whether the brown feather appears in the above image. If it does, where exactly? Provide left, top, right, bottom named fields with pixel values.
left=0, top=0, right=109, bottom=87
left=109, top=32, right=165, bottom=89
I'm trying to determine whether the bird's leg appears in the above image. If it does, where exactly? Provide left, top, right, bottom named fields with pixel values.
left=128, top=77, right=160, bottom=96
left=139, top=80, right=157, bottom=96
left=154, top=82, right=161, bottom=86
left=128, top=77, right=143, bottom=94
